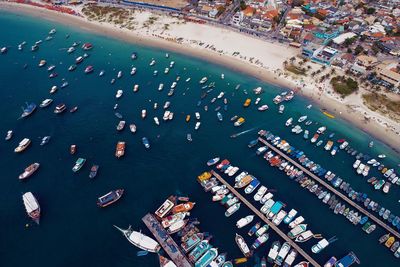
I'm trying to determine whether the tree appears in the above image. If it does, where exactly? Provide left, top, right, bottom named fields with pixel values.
left=366, top=7, right=376, bottom=14
left=240, top=0, right=247, bottom=10
left=354, top=45, right=364, bottom=55
left=289, top=56, right=296, bottom=63
left=283, top=60, right=288, bottom=66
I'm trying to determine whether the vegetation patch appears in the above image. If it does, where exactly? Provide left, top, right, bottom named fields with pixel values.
left=362, top=93, right=400, bottom=122
left=285, top=64, right=306, bottom=76
left=330, top=76, right=358, bottom=96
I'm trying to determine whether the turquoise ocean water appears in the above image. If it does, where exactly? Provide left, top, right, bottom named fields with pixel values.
left=0, top=10, right=399, bottom=267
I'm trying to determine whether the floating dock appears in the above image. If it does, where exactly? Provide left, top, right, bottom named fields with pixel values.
left=258, top=137, right=400, bottom=240
left=142, top=213, right=192, bottom=267
left=211, top=170, right=321, bottom=267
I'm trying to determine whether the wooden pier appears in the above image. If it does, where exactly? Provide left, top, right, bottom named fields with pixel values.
left=211, top=170, right=322, bottom=267
left=142, top=213, right=192, bottom=267
left=258, top=137, right=400, bottom=239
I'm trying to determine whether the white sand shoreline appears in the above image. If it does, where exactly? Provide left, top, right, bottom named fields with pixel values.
left=1, top=1, right=399, bottom=153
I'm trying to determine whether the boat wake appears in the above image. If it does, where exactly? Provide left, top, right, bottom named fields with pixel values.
left=230, top=127, right=257, bottom=138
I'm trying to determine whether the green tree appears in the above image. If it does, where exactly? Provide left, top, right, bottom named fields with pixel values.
left=240, top=0, right=247, bottom=10
left=366, top=7, right=376, bottom=14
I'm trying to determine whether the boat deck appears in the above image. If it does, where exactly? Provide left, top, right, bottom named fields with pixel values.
left=211, top=170, right=321, bottom=267
left=258, top=137, right=400, bottom=239
left=142, top=213, right=192, bottom=267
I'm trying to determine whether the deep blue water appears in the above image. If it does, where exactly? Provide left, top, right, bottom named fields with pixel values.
left=0, top=10, right=399, bottom=267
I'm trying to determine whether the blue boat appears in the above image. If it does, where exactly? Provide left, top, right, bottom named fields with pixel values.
left=136, top=250, right=148, bottom=256
left=359, top=216, right=368, bottom=225
left=392, top=216, right=400, bottom=227
left=195, top=248, right=218, bottom=267
left=142, top=137, right=150, bottom=149
left=20, top=102, right=36, bottom=118
left=189, top=240, right=212, bottom=263
left=248, top=139, right=259, bottom=148
left=334, top=251, right=360, bottom=267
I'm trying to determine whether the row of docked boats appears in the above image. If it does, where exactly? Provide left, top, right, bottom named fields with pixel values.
left=255, top=130, right=400, bottom=236
left=153, top=195, right=233, bottom=267
left=379, top=233, right=400, bottom=258
left=286, top=116, right=398, bottom=193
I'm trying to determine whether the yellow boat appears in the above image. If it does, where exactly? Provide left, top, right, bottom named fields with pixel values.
left=385, top=236, right=395, bottom=248
left=234, top=117, right=245, bottom=127
left=186, top=115, right=190, bottom=122
left=243, top=99, right=251, bottom=107
left=197, top=172, right=211, bottom=182
left=322, top=110, right=335, bottom=119
left=381, top=168, right=387, bottom=174
left=234, top=258, right=248, bottom=264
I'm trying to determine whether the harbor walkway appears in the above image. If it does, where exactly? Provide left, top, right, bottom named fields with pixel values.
left=211, top=170, right=321, bottom=267
left=142, top=213, right=192, bottom=267
left=258, top=137, right=400, bottom=239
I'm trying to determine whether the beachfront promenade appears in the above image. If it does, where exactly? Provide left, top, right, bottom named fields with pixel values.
left=258, top=137, right=400, bottom=240
left=211, top=170, right=321, bottom=267
left=142, top=213, right=192, bottom=267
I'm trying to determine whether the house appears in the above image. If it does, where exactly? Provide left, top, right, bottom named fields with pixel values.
left=376, top=61, right=400, bottom=88
left=332, top=32, right=357, bottom=45
left=355, top=55, right=378, bottom=70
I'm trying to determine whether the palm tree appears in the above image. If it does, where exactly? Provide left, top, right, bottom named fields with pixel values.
left=289, top=56, right=296, bottom=63
left=283, top=60, right=288, bottom=67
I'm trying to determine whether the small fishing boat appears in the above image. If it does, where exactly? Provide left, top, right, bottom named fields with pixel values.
left=89, top=165, right=99, bottom=179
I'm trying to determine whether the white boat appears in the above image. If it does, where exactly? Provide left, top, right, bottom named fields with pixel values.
left=154, top=103, right=158, bottom=109
left=50, top=85, right=57, bottom=94
left=276, top=242, right=291, bottom=265
left=169, top=61, right=175, bottom=68
left=14, top=138, right=31, bottom=153
left=260, top=192, right=273, bottom=204
left=158, top=83, right=164, bottom=91
left=129, top=124, right=137, bottom=133
left=285, top=118, right=293, bottom=127
left=236, top=215, right=254, bottom=228
left=133, top=84, right=139, bottom=92
left=163, top=111, right=170, bottom=121
left=195, top=112, right=201, bottom=120
left=295, top=230, right=314, bottom=243
left=289, top=216, right=305, bottom=228
left=272, top=210, right=287, bottom=225
left=117, top=71, right=123, bottom=79
left=195, top=122, right=201, bottom=130
left=40, top=98, right=53, bottom=108
left=164, top=67, right=169, bottom=74
left=317, top=126, right=326, bottom=134
left=298, top=115, right=307, bottom=123
left=199, top=77, right=208, bottom=84
left=130, top=67, right=136, bottom=75
left=288, top=224, right=307, bottom=238
left=163, top=101, right=171, bottom=109
left=254, top=186, right=267, bottom=201
left=154, top=117, right=160, bottom=126
left=114, top=225, right=161, bottom=253
left=255, top=98, right=261, bottom=105
left=258, top=105, right=269, bottom=111
left=141, top=109, right=147, bottom=119
left=22, top=192, right=40, bottom=224
left=149, top=59, right=156, bottom=66
left=311, top=238, right=329, bottom=253
left=171, top=82, right=177, bottom=89
left=116, top=90, right=123, bottom=99
left=217, top=92, right=224, bottom=99
left=5, top=130, right=13, bottom=141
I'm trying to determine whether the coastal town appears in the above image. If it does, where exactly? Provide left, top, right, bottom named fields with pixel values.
left=1, top=1, right=400, bottom=267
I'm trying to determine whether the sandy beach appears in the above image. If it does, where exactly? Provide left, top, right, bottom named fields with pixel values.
left=1, top=1, right=399, bottom=152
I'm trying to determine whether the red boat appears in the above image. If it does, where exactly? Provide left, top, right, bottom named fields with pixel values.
left=337, top=139, right=345, bottom=143
left=216, top=159, right=230, bottom=169
left=70, top=145, right=76, bottom=155
left=82, top=42, right=93, bottom=50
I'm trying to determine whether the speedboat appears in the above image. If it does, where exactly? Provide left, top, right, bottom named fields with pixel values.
left=40, top=99, right=53, bottom=108
left=129, top=124, right=137, bottom=133
left=258, top=105, right=268, bottom=111
left=20, top=103, right=37, bottom=118
left=84, top=65, right=94, bottom=74
left=5, top=130, right=13, bottom=141
left=54, top=103, right=66, bottom=114
left=199, top=77, right=208, bottom=84
left=116, top=90, right=123, bottom=99
left=68, top=64, right=77, bottom=71
left=142, top=137, right=150, bottom=149
left=40, top=136, right=51, bottom=146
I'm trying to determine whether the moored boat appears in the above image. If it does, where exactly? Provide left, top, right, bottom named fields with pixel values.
left=14, top=138, right=31, bottom=153
left=97, top=189, right=124, bottom=207
left=72, top=158, right=86, bottom=172
left=19, top=163, right=40, bottom=180
left=115, top=141, right=125, bottom=158
left=23, top=192, right=41, bottom=224
left=114, top=225, right=160, bottom=252
left=235, top=233, right=252, bottom=257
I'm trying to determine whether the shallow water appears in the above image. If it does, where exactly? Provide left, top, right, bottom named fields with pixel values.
left=0, top=11, right=399, bottom=267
